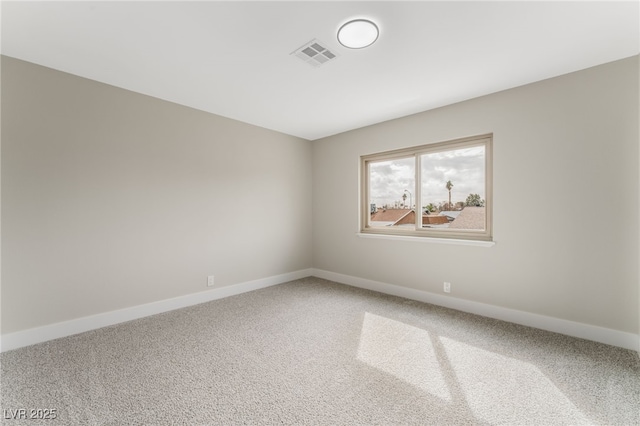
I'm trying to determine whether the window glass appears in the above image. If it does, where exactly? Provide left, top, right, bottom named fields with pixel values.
left=420, top=145, right=485, bottom=231
left=361, top=134, right=492, bottom=241
left=368, top=157, right=415, bottom=228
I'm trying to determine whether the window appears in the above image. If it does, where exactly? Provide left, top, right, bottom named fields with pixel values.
left=361, top=134, right=492, bottom=241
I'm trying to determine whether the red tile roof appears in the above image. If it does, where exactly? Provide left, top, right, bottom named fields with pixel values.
left=370, top=209, right=412, bottom=223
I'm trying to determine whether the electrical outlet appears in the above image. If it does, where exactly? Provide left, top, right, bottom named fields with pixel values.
left=444, top=282, right=451, bottom=293
left=207, top=275, right=215, bottom=287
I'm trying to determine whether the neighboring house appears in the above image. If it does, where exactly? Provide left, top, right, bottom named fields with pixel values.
left=372, top=209, right=450, bottom=227
left=448, top=206, right=486, bottom=230
left=371, top=207, right=484, bottom=229
left=422, top=215, right=450, bottom=226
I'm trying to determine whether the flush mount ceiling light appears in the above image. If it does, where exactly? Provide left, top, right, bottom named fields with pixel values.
left=337, top=19, right=379, bottom=49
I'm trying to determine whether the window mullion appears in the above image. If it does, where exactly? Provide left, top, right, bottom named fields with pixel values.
left=414, top=154, right=421, bottom=231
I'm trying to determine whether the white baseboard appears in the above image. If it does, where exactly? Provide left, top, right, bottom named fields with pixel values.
left=3, top=267, right=637, bottom=354
left=311, top=268, right=640, bottom=352
left=0, top=268, right=313, bottom=353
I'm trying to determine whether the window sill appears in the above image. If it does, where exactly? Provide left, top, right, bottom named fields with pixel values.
left=356, top=232, right=495, bottom=247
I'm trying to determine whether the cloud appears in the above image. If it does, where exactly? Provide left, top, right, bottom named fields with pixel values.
left=369, top=146, right=485, bottom=208
left=369, top=157, right=415, bottom=207
left=421, top=147, right=485, bottom=205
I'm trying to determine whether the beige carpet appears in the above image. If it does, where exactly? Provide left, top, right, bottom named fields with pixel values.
left=1, top=277, right=639, bottom=425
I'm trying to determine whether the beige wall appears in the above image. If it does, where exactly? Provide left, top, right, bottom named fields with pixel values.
left=2, top=54, right=639, bottom=343
left=313, top=56, right=639, bottom=334
left=1, top=56, right=313, bottom=334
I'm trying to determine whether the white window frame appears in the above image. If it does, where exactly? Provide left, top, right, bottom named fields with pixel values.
left=360, top=134, right=493, bottom=242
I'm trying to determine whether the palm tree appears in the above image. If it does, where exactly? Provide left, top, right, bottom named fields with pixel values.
left=446, top=180, right=453, bottom=210
left=402, top=192, right=407, bottom=209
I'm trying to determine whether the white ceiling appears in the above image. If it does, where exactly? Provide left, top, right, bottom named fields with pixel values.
left=2, top=1, right=638, bottom=140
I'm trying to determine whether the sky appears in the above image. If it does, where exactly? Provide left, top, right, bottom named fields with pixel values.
left=369, top=146, right=485, bottom=209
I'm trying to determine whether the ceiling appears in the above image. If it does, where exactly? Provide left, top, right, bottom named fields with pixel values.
left=2, top=1, right=638, bottom=141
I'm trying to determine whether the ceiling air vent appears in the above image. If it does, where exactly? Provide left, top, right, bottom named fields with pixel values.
left=291, top=39, right=338, bottom=67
